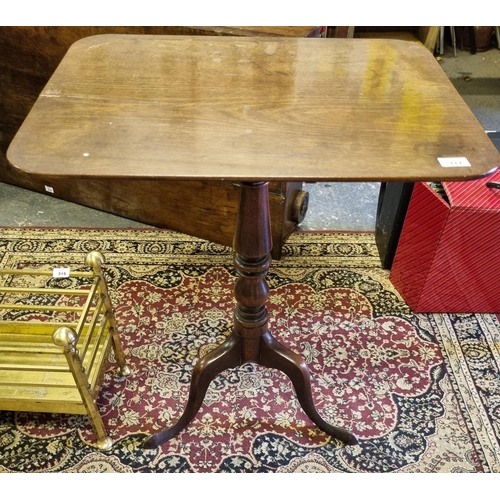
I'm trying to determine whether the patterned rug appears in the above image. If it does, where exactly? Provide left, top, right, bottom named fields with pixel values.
left=0, top=228, right=499, bottom=473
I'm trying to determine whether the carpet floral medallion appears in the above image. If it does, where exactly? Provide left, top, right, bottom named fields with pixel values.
left=0, top=228, right=499, bottom=472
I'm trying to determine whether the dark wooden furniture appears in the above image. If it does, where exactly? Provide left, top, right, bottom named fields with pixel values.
left=0, top=27, right=319, bottom=259
left=7, top=35, right=500, bottom=447
left=375, top=182, right=414, bottom=269
left=330, top=26, right=440, bottom=52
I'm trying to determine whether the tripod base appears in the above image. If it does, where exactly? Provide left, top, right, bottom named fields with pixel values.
left=143, top=331, right=358, bottom=449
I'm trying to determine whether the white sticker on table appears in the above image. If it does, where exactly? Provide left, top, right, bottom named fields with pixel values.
left=438, top=157, right=471, bottom=167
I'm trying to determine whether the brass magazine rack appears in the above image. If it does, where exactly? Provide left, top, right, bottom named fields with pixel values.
left=0, top=251, right=129, bottom=450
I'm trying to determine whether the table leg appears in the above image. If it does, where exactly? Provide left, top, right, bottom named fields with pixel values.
left=259, top=332, right=358, bottom=445
left=143, top=181, right=357, bottom=448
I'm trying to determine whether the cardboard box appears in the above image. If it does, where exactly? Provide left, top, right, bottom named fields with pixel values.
left=390, top=169, right=500, bottom=312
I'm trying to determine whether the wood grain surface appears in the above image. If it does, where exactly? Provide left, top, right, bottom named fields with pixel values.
left=8, top=34, right=500, bottom=182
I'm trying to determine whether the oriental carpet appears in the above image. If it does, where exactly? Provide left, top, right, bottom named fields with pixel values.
left=0, top=228, right=499, bottom=473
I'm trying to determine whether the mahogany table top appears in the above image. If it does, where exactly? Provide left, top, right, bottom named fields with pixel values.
left=7, top=34, right=500, bottom=182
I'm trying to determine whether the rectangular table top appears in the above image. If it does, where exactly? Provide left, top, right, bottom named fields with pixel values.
left=7, top=34, right=500, bottom=182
